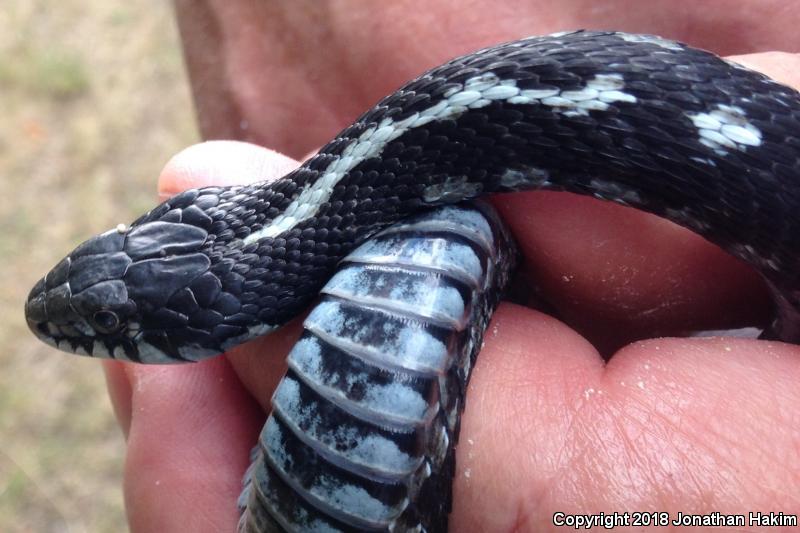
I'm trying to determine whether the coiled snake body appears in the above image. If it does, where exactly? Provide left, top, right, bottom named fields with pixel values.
left=24, top=31, right=800, bottom=531
left=237, top=203, right=516, bottom=531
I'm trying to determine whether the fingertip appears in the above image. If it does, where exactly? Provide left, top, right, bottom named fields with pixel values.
left=157, top=140, right=300, bottom=199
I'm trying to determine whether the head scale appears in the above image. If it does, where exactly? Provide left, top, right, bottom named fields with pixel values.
left=24, top=187, right=295, bottom=363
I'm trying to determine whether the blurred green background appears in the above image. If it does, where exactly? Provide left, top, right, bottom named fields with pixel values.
left=1, top=2, right=197, bottom=530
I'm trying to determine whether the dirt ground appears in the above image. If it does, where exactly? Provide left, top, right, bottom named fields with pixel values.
left=1, top=2, right=197, bottom=531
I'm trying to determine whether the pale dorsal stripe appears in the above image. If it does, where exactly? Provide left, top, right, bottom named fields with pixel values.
left=243, top=73, right=638, bottom=245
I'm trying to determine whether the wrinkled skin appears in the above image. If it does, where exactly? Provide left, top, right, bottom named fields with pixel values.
left=105, top=1, right=800, bottom=531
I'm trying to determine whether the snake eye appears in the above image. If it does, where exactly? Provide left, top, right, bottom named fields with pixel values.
left=92, top=310, right=120, bottom=334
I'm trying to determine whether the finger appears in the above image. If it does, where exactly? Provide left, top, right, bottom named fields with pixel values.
left=453, top=304, right=800, bottom=531
left=124, top=358, right=262, bottom=532
left=158, top=140, right=299, bottom=199
left=492, top=52, right=800, bottom=353
left=451, top=304, right=601, bottom=531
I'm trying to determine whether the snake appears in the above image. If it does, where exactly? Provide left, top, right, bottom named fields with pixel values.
left=236, top=202, right=516, bottom=531
left=24, top=30, right=800, bottom=531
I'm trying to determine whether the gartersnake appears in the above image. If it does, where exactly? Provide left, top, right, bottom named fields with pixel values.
left=25, top=31, right=800, bottom=531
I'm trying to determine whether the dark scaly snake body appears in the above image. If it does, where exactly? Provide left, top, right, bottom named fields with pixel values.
left=237, top=203, right=516, bottom=532
left=23, top=30, right=800, bottom=531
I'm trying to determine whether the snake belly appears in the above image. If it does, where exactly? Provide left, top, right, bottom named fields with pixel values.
left=237, top=202, right=516, bottom=532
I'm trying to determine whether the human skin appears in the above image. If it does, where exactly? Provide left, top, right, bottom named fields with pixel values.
left=103, top=2, right=800, bottom=531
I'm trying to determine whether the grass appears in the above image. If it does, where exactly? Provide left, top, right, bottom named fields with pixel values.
left=0, top=2, right=198, bottom=531
left=0, top=47, right=89, bottom=99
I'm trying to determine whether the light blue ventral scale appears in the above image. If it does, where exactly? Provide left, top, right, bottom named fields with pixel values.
left=238, top=202, right=517, bottom=532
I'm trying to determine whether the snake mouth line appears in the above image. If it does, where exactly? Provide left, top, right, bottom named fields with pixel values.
left=25, top=285, right=141, bottom=360
left=26, top=315, right=139, bottom=359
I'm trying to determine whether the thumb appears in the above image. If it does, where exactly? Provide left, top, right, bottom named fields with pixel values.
left=157, top=140, right=300, bottom=200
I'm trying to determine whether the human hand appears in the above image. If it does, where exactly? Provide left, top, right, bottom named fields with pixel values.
left=173, top=0, right=799, bottom=349
left=106, top=2, right=800, bottom=531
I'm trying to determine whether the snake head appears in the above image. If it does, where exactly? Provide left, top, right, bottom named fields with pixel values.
left=23, top=187, right=276, bottom=363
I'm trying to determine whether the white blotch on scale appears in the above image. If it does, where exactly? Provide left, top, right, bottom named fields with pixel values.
left=499, top=167, right=551, bottom=189
left=504, top=73, right=637, bottom=117
left=618, top=33, right=684, bottom=51
left=687, top=104, right=762, bottom=155
left=589, top=178, right=642, bottom=205
left=689, top=156, right=717, bottom=167
left=422, top=176, right=482, bottom=203
left=545, top=30, right=576, bottom=38
left=664, top=206, right=710, bottom=232
left=244, top=72, right=637, bottom=243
